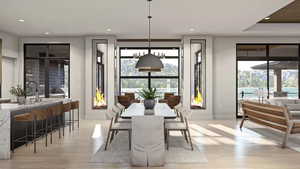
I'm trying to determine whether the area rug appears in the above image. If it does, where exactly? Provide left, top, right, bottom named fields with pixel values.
left=90, top=132, right=207, bottom=164
left=249, top=127, right=300, bottom=152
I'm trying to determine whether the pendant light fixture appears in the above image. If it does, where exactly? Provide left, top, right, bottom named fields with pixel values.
left=135, top=0, right=164, bottom=72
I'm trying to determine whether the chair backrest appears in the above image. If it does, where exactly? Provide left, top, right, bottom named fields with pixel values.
left=118, top=96, right=131, bottom=108
left=167, top=96, right=181, bottom=109
left=71, top=100, right=79, bottom=109
left=112, top=105, right=121, bottom=113
left=48, top=104, right=63, bottom=116
left=62, top=102, right=72, bottom=113
left=174, top=102, right=182, bottom=111
left=164, top=93, right=174, bottom=100
left=241, top=101, right=290, bottom=132
left=116, top=103, right=125, bottom=111
left=125, top=92, right=135, bottom=101
left=131, top=116, right=165, bottom=166
left=31, top=108, right=48, bottom=121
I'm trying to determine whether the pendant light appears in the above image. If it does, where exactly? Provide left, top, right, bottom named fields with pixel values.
left=135, top=0, right=164, bottom=72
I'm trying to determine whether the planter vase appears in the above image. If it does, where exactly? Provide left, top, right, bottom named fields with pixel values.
left=144, top=99, right=155, bottom=109
left=17, top=96, right=26, bottom=105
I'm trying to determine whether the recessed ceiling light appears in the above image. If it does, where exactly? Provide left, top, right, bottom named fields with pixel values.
left=106, top=28, right=112, bottom=32
left=17, top=19, right=25, bottom=22
left=44, top=32, right=50, bottom=35
left=189, top=28, right=195, bottom=32
left=264, top=17, right=271, bottom=20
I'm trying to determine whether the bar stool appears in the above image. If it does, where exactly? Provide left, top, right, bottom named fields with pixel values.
left=62, top=102, right=72, bottom=132
left=12, top=108, right=49, bottom=153
left=47, top=104, right=63, bottom=143
left=70, top=101, right=80, bottom=130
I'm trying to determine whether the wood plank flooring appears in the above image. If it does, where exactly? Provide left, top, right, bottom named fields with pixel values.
left=1, top=120, right=300, bottom=169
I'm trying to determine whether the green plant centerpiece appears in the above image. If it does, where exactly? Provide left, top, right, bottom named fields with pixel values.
left=9, top=85, right=26, bottom=104
left=138, top=87, right=158, bottom=109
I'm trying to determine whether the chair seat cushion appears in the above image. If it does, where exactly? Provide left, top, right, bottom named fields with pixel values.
left=165, top=122, right=186, bottom=130
left=111, top=122, right=131, bottom=130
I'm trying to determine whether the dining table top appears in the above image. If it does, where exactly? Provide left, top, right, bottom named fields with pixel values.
left=120, top=103, right=177, bottom=119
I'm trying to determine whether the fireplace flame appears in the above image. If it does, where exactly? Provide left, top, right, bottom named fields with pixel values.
left=94, top=88, right=106, bottom=107
left=193, top=87, right=203, bottom=106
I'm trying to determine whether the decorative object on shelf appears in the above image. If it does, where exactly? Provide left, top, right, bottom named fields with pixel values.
left=135, top=0, right=164, bottom=72
left=9, top=85, right=26, bottom=104
left=138, top=87, right=158, bottom=109
left=93, top=88, right=107, bottom=109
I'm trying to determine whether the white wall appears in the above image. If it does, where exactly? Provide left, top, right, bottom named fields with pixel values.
left=213, top=36, right=300, bottom=119
left=18, top=37, right=86, bottom=118
left=0, top=32, right=18, bottom=98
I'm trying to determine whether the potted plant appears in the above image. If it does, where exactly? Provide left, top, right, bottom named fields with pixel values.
left=138, top=87, right=158, bottom=109
left=9, top=85, right=26, bottom=104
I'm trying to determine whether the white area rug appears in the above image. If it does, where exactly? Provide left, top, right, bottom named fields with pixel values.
left=249, top=128, right=300, bottom=152
left=90, top=132, right=207, bottom=164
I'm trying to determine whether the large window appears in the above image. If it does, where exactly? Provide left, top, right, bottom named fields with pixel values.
left=119, top=47, right=180, bottom=98
left=24, top=44, right=70, bottom=98
left=236, top=44, right=300, bottom=117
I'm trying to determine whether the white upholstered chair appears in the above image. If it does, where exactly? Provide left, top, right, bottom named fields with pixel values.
left=104, top=114, right=131, bottom=150
left=165, top=109, right=193, bottom=150
left=131, top=116, right=165, bottom=167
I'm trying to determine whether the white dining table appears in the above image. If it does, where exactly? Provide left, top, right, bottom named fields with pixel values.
left=121, top=103, right=177, bottom=119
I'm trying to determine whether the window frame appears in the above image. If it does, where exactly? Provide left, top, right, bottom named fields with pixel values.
left=119, top=47, right=180, bottom=96
left=24, top=43, right=70, bottom=98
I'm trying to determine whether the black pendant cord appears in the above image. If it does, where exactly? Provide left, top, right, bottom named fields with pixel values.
left=148, top=0, right=152, bottom=53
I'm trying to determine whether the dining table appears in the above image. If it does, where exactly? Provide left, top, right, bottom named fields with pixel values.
left=120, top=103, right=177, bottom=119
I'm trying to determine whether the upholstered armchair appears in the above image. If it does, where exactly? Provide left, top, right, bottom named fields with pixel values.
left=117, top=96, right=131, bottom=108
left=167, top=95, right=181, bottom=109
left=159, top=93, right=174, bottom=103
left=125, top=93, right=140, bottom=103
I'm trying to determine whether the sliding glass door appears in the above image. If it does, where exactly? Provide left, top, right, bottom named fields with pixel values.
left=24, top=44, right=70, bottom=98
left=236, top=44, right=300, bottom=117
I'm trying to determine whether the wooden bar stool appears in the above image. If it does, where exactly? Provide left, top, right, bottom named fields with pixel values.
left=62, top=102, right=72, bottom=133
left=12, top=108, right=49, bottom=153
left=47, top=104, right=63, bottom=142
left=70, top=101, right=80, bottom=129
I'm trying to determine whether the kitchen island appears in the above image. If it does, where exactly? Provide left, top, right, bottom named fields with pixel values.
left=0, top=99, right=72, bottom=160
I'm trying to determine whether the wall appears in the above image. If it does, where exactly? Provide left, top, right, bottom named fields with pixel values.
left=213, top=36, right=300, bottom=119
left=18, top=37, right=86, bottom=118
left=0, top=32, right=18, bottom=98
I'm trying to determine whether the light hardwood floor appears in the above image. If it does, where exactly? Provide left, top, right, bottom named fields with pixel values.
left=1, top=120, right=300, bottom=169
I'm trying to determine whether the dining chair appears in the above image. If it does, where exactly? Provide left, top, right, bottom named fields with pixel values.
left=167, top=96, right=181, bottom=109
left=131, top=116, right=165, bottom=167
left=111, top=105, right=131, bottom=123
left=125, top=92, right=140, bottom=103
left=104, top=114, right=131, bottom=150
left=116, top=103, right=126, bottom=111
left=118, top=96, right=131, bottom=108
left=165, top=109, right=193, bottom=150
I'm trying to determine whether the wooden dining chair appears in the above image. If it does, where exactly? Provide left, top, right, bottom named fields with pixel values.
left=165, top=109, right=193, bottom=151
left=104, top=114, right=131, bottom=150
left=118, top=96, right=131, bottom=108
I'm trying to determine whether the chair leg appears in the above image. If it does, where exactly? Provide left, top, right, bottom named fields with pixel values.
left=62, top=113, right=65, bottom=137
left=77, top=108, right=80, bottom=129
left=282, top=124, right=293, bottom=148
left=109, top=130, right=115, bottom=143
left=183, top=130, right=189, bottom=143
left=240, top=116, right=246, bottom=131
left=33, top=120, right=37, bottom=153
left=58, top=116, right=61, bottom=139
left=128, top=130, right=131, bottom=150
left=72, top=110, right=75, bottom=131
left=69, top=111, right=71, bottom=133
left=104, top=130, right=111, bottom=151
left=166, top=129, right=169, bottom=150
left=45, top=120, right=48, bottom=147
left=50, top=118, right=53, bottom=144
left=186, top=129, right=194, bottom=151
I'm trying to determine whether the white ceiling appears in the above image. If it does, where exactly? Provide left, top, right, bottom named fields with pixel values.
left=0, top=0, right=296, bottom=37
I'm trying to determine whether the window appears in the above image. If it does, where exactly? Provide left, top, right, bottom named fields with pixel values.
left=119, top=48, right=180, bottom=98
left=24, top=44, right=70, bottom=98
left=236, top=44, right=300, bottom=117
